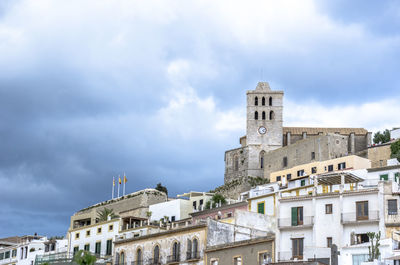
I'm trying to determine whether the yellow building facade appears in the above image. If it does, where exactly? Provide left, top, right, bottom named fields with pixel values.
left=270, top=155, right=371, bottom=183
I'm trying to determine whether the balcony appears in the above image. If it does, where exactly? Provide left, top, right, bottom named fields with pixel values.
left=278, top=247, right=330, bottom=262
left=166, top=255, right=180, bottom=264
left=341, top=211, right=379, bottom=224
left=130, top=261, right=141, bottom=265
left=147, top=258, right=161, bottom=265
left=186, top=251, right=201, bottom=261
left=278, top=216, right=314, bottom=229
left=385, top=211, right=400, bottom=226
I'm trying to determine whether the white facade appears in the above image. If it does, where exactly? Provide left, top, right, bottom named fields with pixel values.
left=67, top=219, right=120, bottom=258
left=391, top=128, right=400, bottom=140
left=149, top=199, right=192, bottom=222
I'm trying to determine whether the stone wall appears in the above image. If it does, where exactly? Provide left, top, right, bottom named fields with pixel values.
left=70, top=189, right=167, bottom=229
left=368, top=143, right=392, bottom=168
left=263, top=134, right=349, bottom=179
left=212, top=176, right=270, bottom=200
left=224, top=147, right=248, bottom=184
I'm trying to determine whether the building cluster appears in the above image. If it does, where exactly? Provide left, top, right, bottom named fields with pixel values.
left=1, top=83, right=400, bottom=265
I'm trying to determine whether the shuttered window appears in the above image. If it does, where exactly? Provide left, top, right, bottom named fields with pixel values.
left=257, top=202, right=265, bottom=214
left=291, top=207, right=303, bottom=226
left=95, top=242, right=101, bottom=254
left=380, top=174, right=389, bottom=181
left=388, top=199, right=398, bottom=215
left=106, top=240, right=112, bottom=256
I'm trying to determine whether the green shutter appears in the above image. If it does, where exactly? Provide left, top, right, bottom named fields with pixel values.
left=258, top=202, right=265, bottom=214
left=380, top=174, right=389, bottom=181
left=291, top=207, right=298, bottom=226
left=301, top=180, right=305, bottom=186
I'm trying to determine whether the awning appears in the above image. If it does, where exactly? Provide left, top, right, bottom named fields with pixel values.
left=316, top=172, right=364, bottom=186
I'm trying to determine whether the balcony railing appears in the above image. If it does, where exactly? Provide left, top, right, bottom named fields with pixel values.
left=278, top=247, right=330, bottom=261
left=166, top=255, right=180, bottom=263
left=186, top=251, right=201, bottom=260
left=278, top=216, right=314, bottom=228
left=341, top=211, right=379, bottom=224
left=130, top=261, right=142, bottom=265
left=147, top=258, right=161, bottom=265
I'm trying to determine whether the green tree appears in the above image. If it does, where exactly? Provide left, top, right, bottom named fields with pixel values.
left=373, top=129, right=391, bottom=144
left=155, top=183, right=168, bottom=196
left=205, top=194, right=227, bottom=209
left=367, top=231, right=381, bottom=261
left=73, top=250, right=97, bottom=265
left=97, top=208, right=119, bottom=222
left=391, top=140, right=400, bottom=162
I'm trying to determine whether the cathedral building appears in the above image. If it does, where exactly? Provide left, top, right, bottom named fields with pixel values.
left=224, top=82, right=371, bottom=185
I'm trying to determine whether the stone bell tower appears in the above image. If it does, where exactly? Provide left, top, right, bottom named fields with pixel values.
left=246, top=82, right=283, bottom=177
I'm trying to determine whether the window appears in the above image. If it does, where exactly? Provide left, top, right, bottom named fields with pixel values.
left=328, top=165, right=334, bottom=172
left=73, top=246, right=79, bottom=255
left=192, top=238, right=198, bottom=258
left=327, top=237, right=333, bottom=248
left=355, top=234, right=369, bottom=244
left=259, top=252, right=271, bottom=265
left=255, top=97, right=258, bottom=106
left=297, top=169, right=304, bottom=177
left=154, top=245, right=160, bottom=263
left=4, top=251, right=10, bottom=259
left=172, top=242, right=180, bottom=262
left=300, top=179, right=306, bottom=186
left=269, top=96, right=272, bottom=106
left=388, top=199, right=398, bottom=215
left=257, top=202, right=265, bottom=214
left=325, top=204, right=333, bottom=214
left=12, top=249, right=17, bottom=257
left=186, top=239, right=192, bottom=259
left=86, top=230, right=90, bottom=237
left=109, top=225, right=113, bottom=231
left=75, top=233, right=80, bottom=239
left=292, top=238, right=304, bottom=259
left=234, top=156, right=239, bottom=171
left=171, top=216, right=176, bottom=222
left=269, top=111, right=274, bottom=120
left=283, top=157, right=288, bottom=167
left=311, top=167, right=317, bottom=174
left=255, top=111, right=258, bottom=120
left=380, top=174, right=389, bottom=181
left=193, top=201, right=197, bottom=210
left=0, top=253, right=4, bottom=260
left=291, top=207, right=303, bottom=226
left=199, top=199, right=203, bottom=205
left=226, top=212, right=233, bottom=218
left=106, top=240, right=112, bottom=256
left=356, top=201, right=369, bottom=220
left=395, top=172, right=400, bottom=183
left=338, top=162, right=346, bottom=170
left=311, top=152, right=315, bottom=160
left=45, top=244, right=49, bottom=252
left=50, top=244, right=55, bottom=251
left=260, top=151, right=265, bottom=169
left=262, top=97, right=265, bottom=106
left=84, top=244, right=90, bottom=251
left=276, top=176, right=281, bottom=181
left=262, top=111, right=266, bottom=120
left=233, top=256, right=242, bottom=265
left=136, top=248, right=142, bottom=264
left=211, top=259, right=219, bottom=265
left=120, top=251, right=125, bottom=265
left=95, top=242, right=101, bottom=255
left=97, top=227, right=102, bottom=234
left=287, top=174, right=292, bottom=180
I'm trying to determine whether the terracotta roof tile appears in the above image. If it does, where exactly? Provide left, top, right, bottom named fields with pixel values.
left=283, top=127, right=368, bottom=135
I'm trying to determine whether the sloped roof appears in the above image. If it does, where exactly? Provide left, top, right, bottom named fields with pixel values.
left=283, top=127, right=368, bottom=135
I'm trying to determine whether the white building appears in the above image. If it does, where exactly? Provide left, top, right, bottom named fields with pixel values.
left=149, top=199, right=192, bottom=223
left=391, top=128, right=400, bottom=140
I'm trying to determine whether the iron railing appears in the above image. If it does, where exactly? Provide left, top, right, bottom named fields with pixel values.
left=341, top=210, right=379, bottom=223
left=147, top=258, right=161, bottom=265
left=166, top=254, right=180, bottom=263
left=278, top=216, right=314, bottom=228
left=186, top=251, right=200, bottom=260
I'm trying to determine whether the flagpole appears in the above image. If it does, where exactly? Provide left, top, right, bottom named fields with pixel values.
left=123, top=172, right=126, bottom=196
left=117, top=175, right=120, bottom=198
left=112, top=176, right=115, bottom=199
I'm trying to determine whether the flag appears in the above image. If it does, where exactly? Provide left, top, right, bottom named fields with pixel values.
left=119, top=176, right=122, bottom=185
left=124, top=174, right=127, bottom=183
left=113, top=177, right=115, bottom=186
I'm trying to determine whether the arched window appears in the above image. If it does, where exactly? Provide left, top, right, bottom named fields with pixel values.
left=269, top=96, right=272, bottom=106
left=136, top=249, right=142, bottom=265
left=120, top=252, right=125, bottom=265
left=187, top=239, right=192, bottom=259
left=172, top=242, right=180, bottom=262
left=154, top=245, right=160, bottom=263
left=254, top=111, right=258, bottom=120
left=234, top=156, right=239, bottom=171
left=262, top=111, right=266, bottom=120
left=255, top=97, right=258, bottom=106
left=269, top=111, right=275, bottom=120
left=192, top=238, right=198, bottom=258
left=262, top=97, right=265, bottom=106
left=260, top=151, right=265, bottom=169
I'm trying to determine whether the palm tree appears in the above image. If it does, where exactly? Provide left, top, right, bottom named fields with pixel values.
left=73, top=250, right=97, bottom=265
left=97, top=208, right=119, bottom=222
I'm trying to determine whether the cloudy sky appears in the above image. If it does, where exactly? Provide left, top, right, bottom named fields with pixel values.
left=0, top=0, right=399, bottom=238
